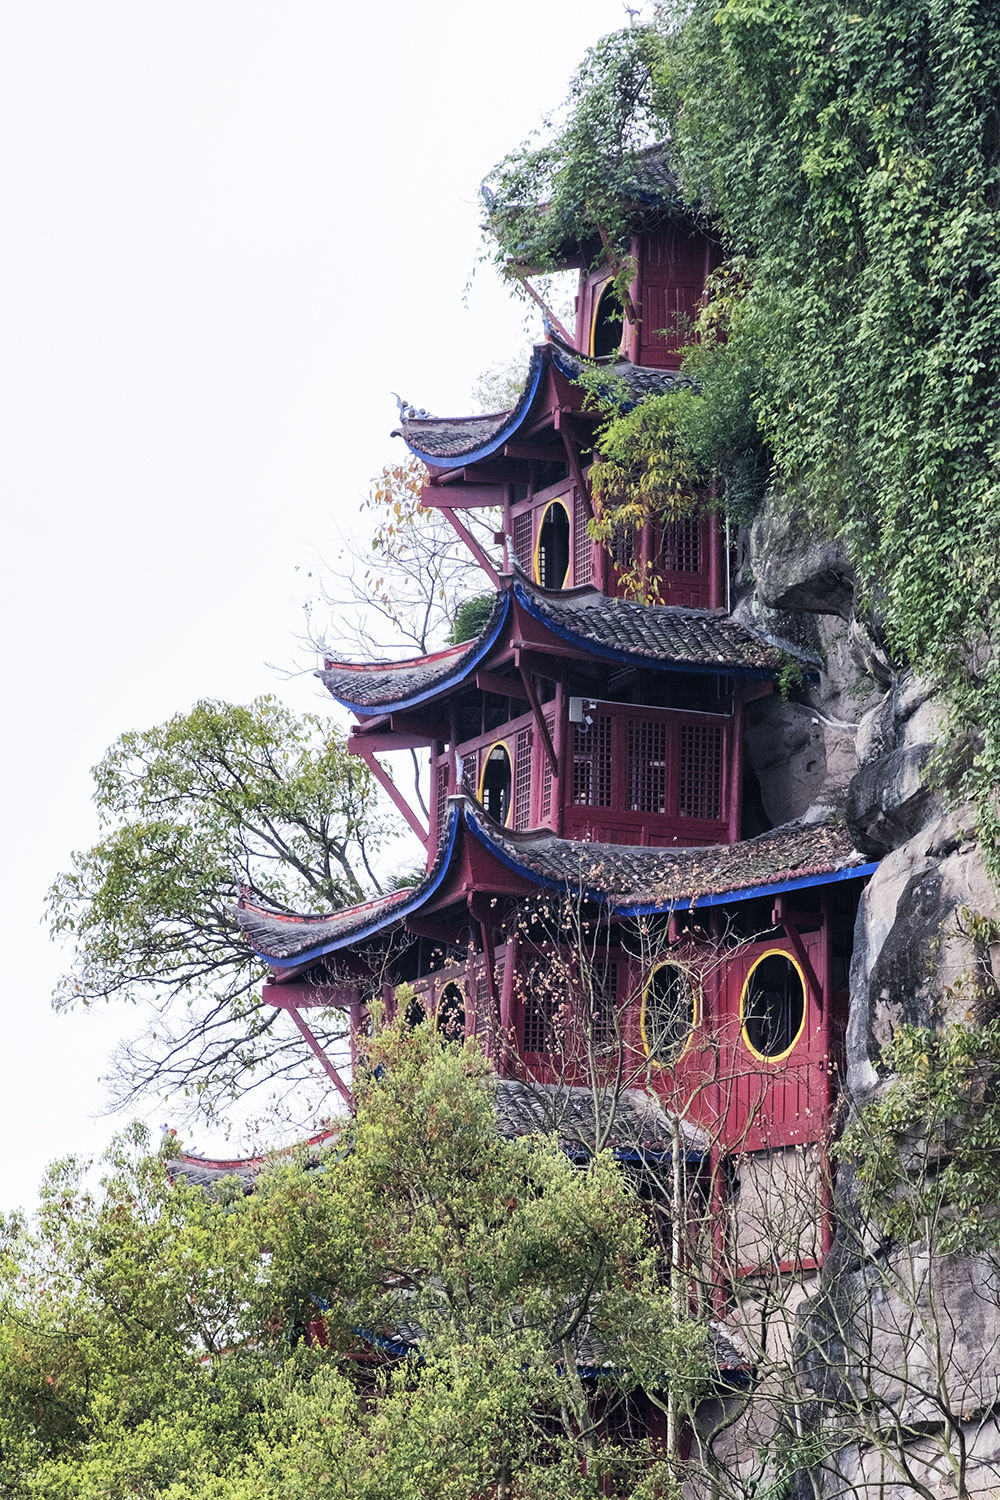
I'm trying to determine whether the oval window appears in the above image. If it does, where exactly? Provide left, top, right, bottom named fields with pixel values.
left=592, top=281, right=622, bottom=359
left=742, top=952, right=806, bottom=1060
left=479, top=742, right=512, bottom=825
left=437, top=981, right=466, bottom=1041
left=536, top=500, right=570, bottom=589
left=641, top=963, right=697, bottom=1066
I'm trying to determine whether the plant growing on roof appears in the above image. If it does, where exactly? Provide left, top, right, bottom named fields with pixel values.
left=482, top=25, right=668, bottom=326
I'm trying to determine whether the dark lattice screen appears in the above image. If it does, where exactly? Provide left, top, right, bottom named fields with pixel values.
left=462, top=751, right=478, bottom=796
left=573, top=489, right=593, bottom=586
left=540, top=717, right=555, bottom=820
left=522, top=960, right=554, bottom=1053
left=610, top=523, right=635, bottom=568
left=514, top=728, right=533, bottom=830
left=662, top=516, right=701, bottom=573
left=435, top=762, right=450, bottom=841
left=628, top=720, right=667, bottom=814
left=678, top=723, right=723, bottom=819
left=572, top=716, right=613, bottom=806
left=512, top=510, right=532, bottom=570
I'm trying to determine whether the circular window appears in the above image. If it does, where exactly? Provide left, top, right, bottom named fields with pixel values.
left=641, top=963, right=697, bottom=1066
left=437, top=981, right=466, bottom=1041
left=535, top=500, right=570, bottom=589
left=478, top=742, right=512, bottom=825
left=741, top=951, right=806, bottom=1060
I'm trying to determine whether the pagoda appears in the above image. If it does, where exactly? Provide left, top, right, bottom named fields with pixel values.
left=233, top=152, right=878, bottom=1282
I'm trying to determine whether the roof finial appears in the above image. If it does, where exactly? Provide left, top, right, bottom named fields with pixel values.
left=392, top=392, right=435, bottom=422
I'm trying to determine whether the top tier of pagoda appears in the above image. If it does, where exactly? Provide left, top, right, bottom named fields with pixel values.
left=314, top=173, right=810, bottom=867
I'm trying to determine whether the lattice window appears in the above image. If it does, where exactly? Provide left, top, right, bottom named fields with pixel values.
left=512, top=510, right=533, bottom=570
left=663, top=516, right=701, bottom=573
left=678, top=723, right=723, bottom=820
left=514, top=728, right=533, bottom=830
left=462, top=751, right=478, bottom=796
left=572, top=716, right=612, bottom=807
left=522, top=959, right=554, bottom=1053
left=628, top=720, right=668, bottom=814
left=573, top=489, right=593, bottom=586
left=540, top=717, right=555, bottom=821
left=435, top=762, right=450, bottom=842
left=610, top=523, right=635, bottom=568
left=475, top=976, right=489, bottom=1033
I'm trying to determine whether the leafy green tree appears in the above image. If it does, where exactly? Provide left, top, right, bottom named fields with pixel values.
left=47, top=696, right=395, bottom=1115
left=0, top=1020, right=711, bottom=1498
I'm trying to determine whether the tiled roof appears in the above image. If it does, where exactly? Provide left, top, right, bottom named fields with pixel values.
left=238, top=886, right=416, bottom=962
left=318, top=593, right=509, bottom=713
left=494, top=1079, right=707, bottom=1155
left=618, top=144, right=682, bottom=207
left=515, top=576, right=810, bottom=675
left=236, top=813, right=462, bottom=965
left=393, top=339, right=689, bottom=468
left=318, top=580, right=802, bottom=720
left=237, top=800, right=873, bottom=971
left=471, top=805, right=871, bottom=912
left=547, top=332, right=696, bottom=401
left=393, top=345, right=545, bottom=464
left=166, top=1129, right=340, bottom=1196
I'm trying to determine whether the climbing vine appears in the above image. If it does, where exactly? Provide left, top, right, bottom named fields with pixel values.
left=661, top=0, right=1000, bottom=869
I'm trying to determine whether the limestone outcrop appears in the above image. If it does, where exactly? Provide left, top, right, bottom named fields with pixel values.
left=700, top=499, right=1000, bottom=1500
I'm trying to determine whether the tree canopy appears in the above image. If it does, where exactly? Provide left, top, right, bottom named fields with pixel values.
left=0, top=1019, right=710, bottom=1498
left=47, top=697, right=396, bottom=1116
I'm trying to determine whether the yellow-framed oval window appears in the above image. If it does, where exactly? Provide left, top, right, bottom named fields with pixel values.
left=478, top=740, right=513, bottom=826
left=591, top=279, right=622, bottom=359
left=740, top=949, right=806, bottom=1063
left=436, top=980, right=466, bottom=1041
left=640, top=962, right=698, bottom=1067
left=534, top=499, right=571, bottom=589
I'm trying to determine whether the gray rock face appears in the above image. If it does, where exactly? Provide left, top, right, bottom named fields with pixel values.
left=846, top=674, right=943, bottom=857
left=750, top=487, right=855, bottom=618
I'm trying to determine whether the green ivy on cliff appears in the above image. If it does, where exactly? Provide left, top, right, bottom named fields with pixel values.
left=662, top=0, right=1000, bottom=864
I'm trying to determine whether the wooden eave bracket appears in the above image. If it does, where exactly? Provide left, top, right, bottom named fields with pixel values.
left=438, top=506, right=501, bottom=588
left=773, top=896, right=824, bottom=1008
left=514, top=655, right=558, bottom=775
left=558, top=424, right=594, bottom=521
left=286, top=1007, right=354, bottom=1110
left=352, top=743, right=429, bottom=844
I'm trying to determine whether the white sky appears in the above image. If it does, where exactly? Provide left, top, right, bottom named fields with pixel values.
left=0, top=0, right=630, bottom=1213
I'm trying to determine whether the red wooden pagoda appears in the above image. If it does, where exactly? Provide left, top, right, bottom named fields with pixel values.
left=234, top=154, right=878, bottom=1282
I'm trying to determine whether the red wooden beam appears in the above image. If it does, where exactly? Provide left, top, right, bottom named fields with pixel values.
left=475, top=669, right=529, bottom=700
left=439, top=507, right=501, bottom=589
left=286, top=1007, right=353, bottom=1110
left=352, top=744, right=429, bottom=844
left=263, top=981, right=358, bottom=1010
left=516, top=661, right=558, bottom=776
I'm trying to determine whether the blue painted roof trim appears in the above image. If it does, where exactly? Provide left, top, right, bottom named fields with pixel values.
left=330, top=595, right=511, bottom=717
left=466, top=811, right=878, bottom=916
left=618, top=860, right=881, bottom=918
left=512, top=581, right=780, bottom=680
left=403, top=348, right=547, bottom=470
left=260, top=809, right=462, bottom=970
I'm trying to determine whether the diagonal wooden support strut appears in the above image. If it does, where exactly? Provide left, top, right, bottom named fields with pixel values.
left=440, top=507, right=501, bottom=588
left=352, top=745, right=429, bottom=844
left=287, top=1007, right=354, bottom=1110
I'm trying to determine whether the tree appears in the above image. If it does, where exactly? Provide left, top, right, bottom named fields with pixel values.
left=307, top=457, right=501, bottom=662
left=0, top=1019, right=713, bottom=1499
left=47, top=696, right=397, bottom=1117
